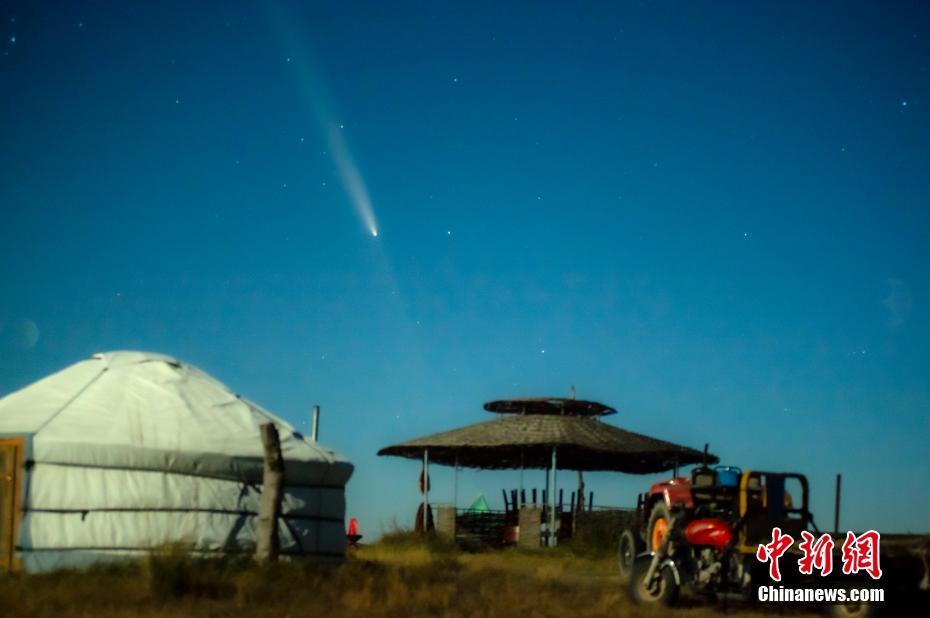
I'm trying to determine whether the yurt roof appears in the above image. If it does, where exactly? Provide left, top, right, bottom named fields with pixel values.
left=0, top=351, right=353, bottom=485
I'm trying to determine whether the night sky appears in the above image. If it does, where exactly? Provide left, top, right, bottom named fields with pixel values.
left=2, top=1, right=929, bottom=535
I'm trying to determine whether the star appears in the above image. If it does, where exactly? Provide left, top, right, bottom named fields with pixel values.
left=540, top=349, right=546, bottom=354
left=338, top=124, right=345, bottom=129
left=452, top=77, right=458, bottom=83
left=901, top=100, right=908, bottom=107
left=447, top=230, right=452, bottom=236
left=9, top=35, right=16, bottom=44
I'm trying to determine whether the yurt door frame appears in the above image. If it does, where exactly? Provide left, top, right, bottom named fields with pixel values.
left=0, top=437, right=24, bottom=572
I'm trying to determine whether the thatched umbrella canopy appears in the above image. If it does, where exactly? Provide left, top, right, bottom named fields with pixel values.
left=377, top=412, right=716, bottom=474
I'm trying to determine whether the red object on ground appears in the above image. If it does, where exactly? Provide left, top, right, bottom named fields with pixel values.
left=346, top=517, right=363, bottom=546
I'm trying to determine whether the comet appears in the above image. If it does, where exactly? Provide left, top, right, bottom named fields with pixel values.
left=271, top=7, right=380, bottom=239
left=326, top=123, right=379, bottom=238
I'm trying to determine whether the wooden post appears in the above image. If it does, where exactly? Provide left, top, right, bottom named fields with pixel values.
left=834, top=473, right=842, bottom=534
left=310, top=405, right=320, bottom=442
left=256, top=423, right=285, bottom=563
left=576, top=470, right=585, bottom=515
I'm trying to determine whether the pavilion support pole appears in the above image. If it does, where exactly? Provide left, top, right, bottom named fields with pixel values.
left=453, top=452, right=459, bottom=511
left=256, top=423, right=284, bottom=564
left=549, top=447, right=557, bottom=547
left=422, top=448, right=430, bottom=533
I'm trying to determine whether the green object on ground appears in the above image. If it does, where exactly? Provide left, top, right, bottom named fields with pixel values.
left=467, top=494, right=490, bottom=513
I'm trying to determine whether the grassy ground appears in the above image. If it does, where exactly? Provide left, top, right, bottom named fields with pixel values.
left=0, top=535, right=817, bottom=617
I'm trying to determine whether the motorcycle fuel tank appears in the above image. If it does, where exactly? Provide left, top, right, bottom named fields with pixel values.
left=684, top=518, right=733, bottom=550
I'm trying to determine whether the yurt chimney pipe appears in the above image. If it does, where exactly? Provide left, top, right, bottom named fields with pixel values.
left=311, top=405, right=320, bottom=442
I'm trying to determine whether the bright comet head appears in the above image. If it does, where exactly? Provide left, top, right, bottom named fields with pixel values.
left=326, top=124, right=379, bottom=240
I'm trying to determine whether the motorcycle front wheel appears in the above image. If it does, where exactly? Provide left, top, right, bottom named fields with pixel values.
left=617, top=529, right=642, bottom=583
left=629, top=555, right=680, bottom=607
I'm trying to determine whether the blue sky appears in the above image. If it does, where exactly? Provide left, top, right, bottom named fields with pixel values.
left=1, top=0, right=929, bottom=535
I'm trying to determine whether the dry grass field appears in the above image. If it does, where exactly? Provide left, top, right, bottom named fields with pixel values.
left=0, top=534, right=819, bottom=617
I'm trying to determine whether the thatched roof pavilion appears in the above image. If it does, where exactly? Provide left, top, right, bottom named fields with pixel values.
left=378, top=397, right=716, bottom=546
left=378, top=397, right=715, bottom=473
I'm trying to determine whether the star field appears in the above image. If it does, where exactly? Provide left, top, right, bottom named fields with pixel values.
left=1, top=0, right=929, bottom=535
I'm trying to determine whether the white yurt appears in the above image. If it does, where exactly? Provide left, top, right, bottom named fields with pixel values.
left=0, top=351, right=354, bottom=572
